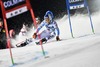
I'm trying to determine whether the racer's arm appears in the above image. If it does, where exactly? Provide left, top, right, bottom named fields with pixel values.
left=53, top=21, right=60, bottom=41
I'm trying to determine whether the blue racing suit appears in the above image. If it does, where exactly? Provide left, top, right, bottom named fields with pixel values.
left=35, top=20, right=60, bottom=40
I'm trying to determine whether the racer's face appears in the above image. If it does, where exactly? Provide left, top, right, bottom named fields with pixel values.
left=45, top=18, right=50, bottom=24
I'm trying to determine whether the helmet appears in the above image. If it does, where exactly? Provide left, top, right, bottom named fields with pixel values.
left=44, top=11, right=54, bottom=21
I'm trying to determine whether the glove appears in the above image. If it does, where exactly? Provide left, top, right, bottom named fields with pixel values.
left=56, top=36, right=60, bottom=41
left=33, top=33, right=37, bottom=39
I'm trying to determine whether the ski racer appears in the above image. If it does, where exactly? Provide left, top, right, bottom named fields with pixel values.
left=33, top=10, right=61, bottom=45
left=16, top=10, right=60, bottom=47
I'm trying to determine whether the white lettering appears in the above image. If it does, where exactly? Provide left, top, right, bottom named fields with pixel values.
left=7, top=1, right=12, bottom=7
left=6, top=6, right=28, bottom=18
left=69, top=0, right=83, bottom=3
left=3, top=0, right=25, bottom=8
left=4, top=2, right=8, bottom=8
left=13, top=0, right=18, bottom=4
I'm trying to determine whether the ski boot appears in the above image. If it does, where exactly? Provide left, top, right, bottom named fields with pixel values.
left=35, top=38, right=47, bottom=45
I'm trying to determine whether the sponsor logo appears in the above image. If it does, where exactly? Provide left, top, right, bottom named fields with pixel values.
left=3, top=0, right=25, bottom=8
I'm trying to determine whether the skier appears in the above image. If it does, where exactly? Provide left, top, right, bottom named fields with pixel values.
left=33, top=10, right=60, bottom=45
left=16, top=11, right=60, bottom=47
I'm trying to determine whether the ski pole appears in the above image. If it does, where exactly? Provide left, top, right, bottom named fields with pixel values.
left=38, top=34, right=46, bottom=57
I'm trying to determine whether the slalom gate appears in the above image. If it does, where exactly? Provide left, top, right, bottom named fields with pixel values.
left=0, top=0, right=37, bottom=65
left=66, top=0, right=95, bottom=38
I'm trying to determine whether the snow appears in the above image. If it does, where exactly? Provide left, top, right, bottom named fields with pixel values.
left=0, top=9, right=100, bottom=67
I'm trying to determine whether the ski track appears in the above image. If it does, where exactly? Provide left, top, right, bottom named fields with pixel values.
left=1, top=34, right=100, bottom=67
left=26, top=34, right=100, bottom=67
